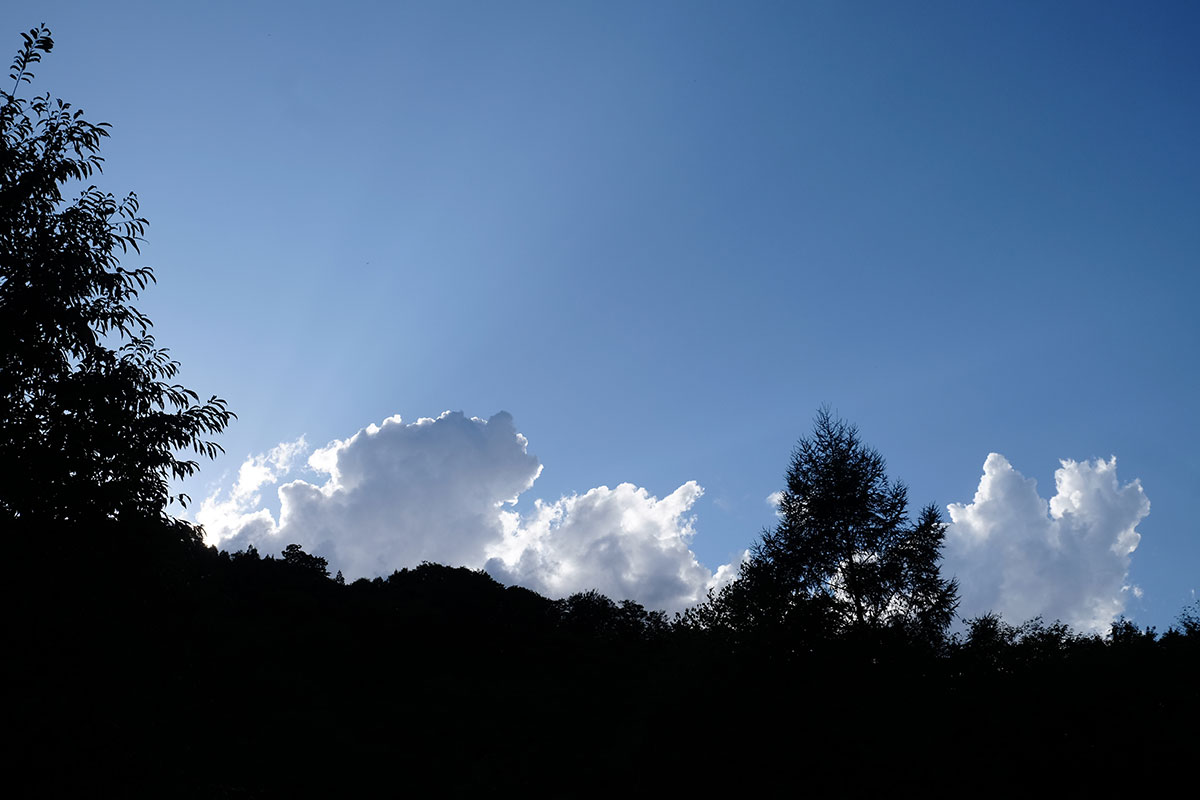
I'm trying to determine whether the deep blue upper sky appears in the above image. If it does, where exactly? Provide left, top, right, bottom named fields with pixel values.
left=10, top=1, right=1197, bottom=628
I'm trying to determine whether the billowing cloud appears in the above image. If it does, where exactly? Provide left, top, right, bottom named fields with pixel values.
left=197, top=411, right=736, bottom=612
left=944, top=453, right=1149, bottom=633
left=196, top=437, right=308, bottom=544
left=485, top=481, right=740, bottom=612
left=201, top=411, right=541, bottom=578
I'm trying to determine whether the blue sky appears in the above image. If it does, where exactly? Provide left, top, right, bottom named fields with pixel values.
left=12, top=1, right=1197, bottom=629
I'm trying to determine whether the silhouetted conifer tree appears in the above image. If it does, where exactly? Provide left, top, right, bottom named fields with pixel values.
left=704, top=408, right=959, bottom=645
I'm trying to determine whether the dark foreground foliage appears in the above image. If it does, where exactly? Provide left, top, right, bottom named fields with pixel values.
left=1, top=25, right=232, bottom=548
left=14, top=540, right=1198, bottom=795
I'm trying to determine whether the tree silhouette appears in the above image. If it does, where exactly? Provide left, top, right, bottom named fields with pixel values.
left=0, top=25, right=232, bottom=544
left=1176, top=599, right=1200, bottom=637
left=710, top=408, right=959, bottom=644
left=281, top=543, right=330, bottom=578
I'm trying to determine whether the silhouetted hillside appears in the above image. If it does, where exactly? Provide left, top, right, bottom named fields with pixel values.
left=13, top=534, right=1197, bottom=794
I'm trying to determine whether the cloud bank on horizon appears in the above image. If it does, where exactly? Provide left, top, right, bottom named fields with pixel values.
left=197, top=411, right=740, bottom=612
left=198, top=412, right=1149, bottom=628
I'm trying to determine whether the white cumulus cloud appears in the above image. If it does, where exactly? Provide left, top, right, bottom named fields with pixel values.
left=196, top=437, right=308, bottom=545
left=485, top=481, right=739, bottom=612
left=944, top=453, right=1150, bottom=633
left=197, top=411, right=736, bottom=612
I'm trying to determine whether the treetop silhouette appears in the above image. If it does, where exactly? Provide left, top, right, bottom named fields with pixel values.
left=701, top=408, right=959, bottom=644
left=1, top=25, right=233, bottom=544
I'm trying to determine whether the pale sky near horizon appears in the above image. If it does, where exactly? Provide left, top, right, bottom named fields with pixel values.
left=9, top=1, right=1197, bottom=630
